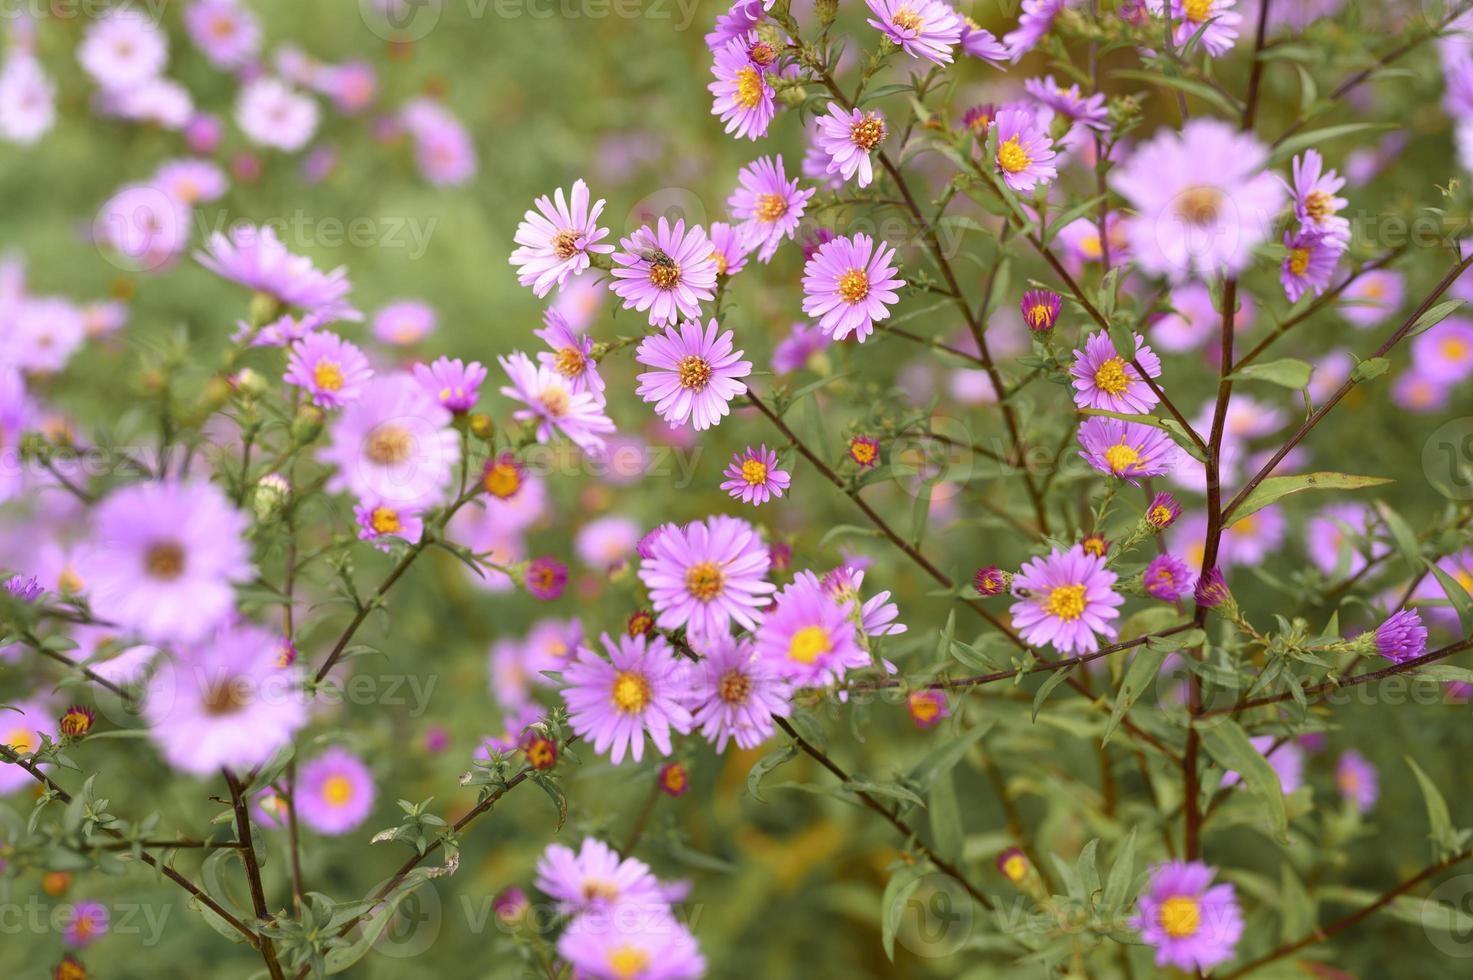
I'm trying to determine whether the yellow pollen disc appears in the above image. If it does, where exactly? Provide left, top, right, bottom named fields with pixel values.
left=6, top=728, right=35, bottom=753
left=850, top=114, right=886, bottom=150
left=1288, top=248, right=1311, bottom=277
left=1363, top=280, right=1384, bottom=299
left=483, top=463, right=521, bottom=498
left=1104, top=442, right=1140, bottom=473
left=552, top=230, right=579, bottom=261
left=1002, top=854, right=1028, bottom=881
left=741, top=458, right=768, bottom=486
left=755, top=192, right=788, bottom=223
left=648, top=256, right=681, bottom=289
left=1175, top=186, right=1224, bottom=226
left=997, top=135, right=1032, bottom=174
left=582, top=879, right=620, bottom=902
left=1042, top=584, right=1087, bottom=621
left=312, top=359, right=344, bottom=391
left=1083, top=536, right=1107, bottom=558
left=1442, top=337, right=1469, bottom=361
left=1304, top=190, right=1333, bottom=221
left=539, top=384, right=572, bottom=417
left=719, top=669, right=752, bottom=704
left=370, top=506, right=401, bottom=534
left=606, top=945, right=652, bottom=979
left=1159, top=895, right=1201, bottom=938
left=146, top=541, right=186, bottom=580
left=787, top=625, right=832, bottom=664
left=611, top=671, right=652, bottom=714
left=837, top=268, right=870, bottom=304
left=1150, top=506, right=1173, bottom=525
left=1094, top=357, right=1131, bottom=395
left=749, top=42, right=776, bottom=66
left=1234, top=512, right=1259, bottom=535
left=365, top=425, right=413, bottom=465
left=908, top=692, right=939, bottom=722
left=1080, top=233, right=1102, bottom=258
left=1337, top=770, right=1360, bottom=794
left=685, top=561, right=725, bottom=601
left=554, top=346, right=586, bottom=378
left=1456, top=570, right=1473, bottom=592
left=322, top=775, right=354, bottom=806
left=713, top=250, right=728, bottom=275
left=678, top=354, right=713, bottom=390
left=1026, top=304, right=1053, bottom=328
left=58, top=567, right=84, bottom=593
left=735, top=66, right=764, bottom=111
left=891, top=7, right=924, bottom=33
left=850, top=439, right=877, bottom=465
left=1183, top=0, right=1212, bottom=21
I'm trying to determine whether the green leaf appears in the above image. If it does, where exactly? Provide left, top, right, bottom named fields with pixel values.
left=1351, top=357, right=1391, bottom=383
left=929, top=770, right=963, bottom=862
left=907, top=720, right=992, bottom=787
left=1423, top=557, right=1473, bottom=637
left=325, top=869, right=440, bottom=973
left=1110, top=69, right=1241, bottom=117
left=1102, top=828, right=1138, bottom=910
left=1032, top=664, right=1076, bottom=721
left=1232, top=472, right=1394, bottom=524
left=1102, top=646, right=1169, bottom=746
left=1407, top=300, right=1464, bottom=339
left=1405, top=757, right=1460, bottom=857
left=881, top=866, right=923, bottom=961
left=1267, top=123, right=1394, bottom=167
left=1377, top=502, right=1422, bottom=576
left=1279, top=863, right=1315, bottom=942
left=1230, top=357, right=1313, bottom=389
left=747, top=744, right=798, bottom=803
left=1200, top=720, right=1288, bottom=843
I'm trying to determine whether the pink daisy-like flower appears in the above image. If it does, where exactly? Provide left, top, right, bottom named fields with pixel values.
left=401, top=98, right=477, bottom=186
left=960, top=18, right=1009, bottom=65
left=499, top=351, right=616, bottom=453
left=534, top=309, right=604, bottom=396
left=1070, top=330, right=1162, bottom=413
left=688, top=634, right=791, bottom=751
left=0, top=55, right=56, bottom=146
left=561, top=633, right=693, bottom=765
left=611, top=218, right=718, bottom=326
left=866, top=0, right=964, bottom=65
left=706, top=0, right=768, bottom=50
left=154, top=158, right=228, bottom=205
left=1003, top=0, right=1067, bottom=62
left=993, top=106, right=1057, bottom=192
left=78, top=9, right=167, bottom=91
left=1411, top=317, right=1473, bottom=384
left=185, top=0, right=261, bottom=70
left=635, top=319, right=752, bottom=431
left=908, top=689, right=950, bottom=728
left=1281, top=229, right=1341, bottom=302
left=558, top=910, right=706, bottom=980
left=0, top=701, right=50, bottom=795
left=88, top=480, right=253, bottom=644
left=318, top=373, right=460, bottom=509
left=1336, top=749, right=1378, bottom=812
left=1132, top=861, right=1243, bottom=972
left=709, top=34, right=775, bottom=141
left=772, top=320, right=833, bottom=373
left=508, top=179, right=613, bottom=297
left=296, top=747, right=376, bottom=836
left=525, top=556, right=569, bottom=600
left=143, top=622, right=309, bottom=776
left=575, top=515, right=642, bottom=571
left=822, top=564, right=907, bottom=638
left=372, top=299, right=436, bottom=345
left=720, top=445, right=790, bottom=505
left=755, top=573, right=867, bottom=686
left=816, top=103, right=887, bottom=188
left=412, top=356, right=487, bottom=414
left=1287, top=149, right=1349, bottom=244
left=1143, top=553, right=1195, bottom=601
left=354, top=498, right=424, bottom=551
left=535, top=836, right=665, bottom=915
left=93, top=184, right=190, bottom=273
left=1111, top=120, right=1285, bottom=281
left=1024, top=75, right=1109, bottom=131
left=1340, top=269, right=1403, bottom=329
left=708, top=220, right=751, bottom=278
left=1167, top=0, right=1242, bottom=57
left=196, top=223, right=359, bottom=321
left=1010, top=544, right=1122, bottom=654
left=728, top=155, right=814, bottom=263
left=801, top=233, right=905, bottom=342
left=1078, top=417, right=1179, bottom=485
left=638, top=514, right=775, bottom=637
left=235, top=76, right=319, bottom=152
left=62, top=901, right=108, bottom=949
left=284, top=332, right=373, bottom=409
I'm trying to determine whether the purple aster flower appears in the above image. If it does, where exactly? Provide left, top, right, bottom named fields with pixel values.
left=0, top=701, right=49, bottom=794
left=822, top=564, right=907, bottom=637
left=561, top=633, right=693, bottom=764
left=354, top=498, right=424, bottom=551
left=1070, top=330, right=1162, bottom=413
left=1411, top=317, right=1473, bottom=384
left=974, top=566, right=1008, bottom=596
left=1133, top=861, right=1243, bottom=972
left=1281, top=229, right=1341, bottom=302
left=1146, top=492, right=1183, bottom=530
left=1340, top=269, right=1403, bottom=329
left=372, top=299, right=436, bottom=345
left=849, top=434, right=882, bottom=467
left=284, top=332, right=373, bottom=409
left=143, top=622, right=309, bottom=776
left=531, top=308, right=604, bottom=396
left=960, top=18, right=1009, bottom=64
left=1374, top=608, right=1427, bottom=663
left=706, top=0, right=767, bottom=50
left=907, top=690, right=949, bottom=728
left=411, top=356, right=487, bottom=414
left=1004, top=0, right=1067, bottom=62
left=772, top=321, right=833, bottom=373
left=185, top=0, right=261, bottom=70
left=688, top=634, right=791, bottom=751
left=728, top=155, right=814, bottom=263
left=993, top=106, right=1057, bottom=192
left=236, top=77, right=319, bottom=152
left=866, top=0, right=964, bottom=65
left=315, top=60, right=379, bottom=116
left=1167, top=0, right=1242, bottom=57
left=1305, top=502, right=1384, bottom=577
left=535, top=836, right=664, bottom=914
left=709, top=34, right=775, bottom=141
left=499, top=351, right=616, bottom=453
left=402, top=98, right=477, bottom=186
left=638, top=514, right=775, bottom=638
left=708, top=221, right=751, bottom=278
left=801, top=232, right=905, bottom=342
left=1021, top=288, right=1062, bottom=332
left=78, top=9, right=167, bottom=91
left=154, top=158, right=228, bottom=205
left=1024, top=76, right=1109, bottom=131
left=755, top=573, right=867, bottom=685
left=558, top=909, right=705, bottom=980
left=1058, top=214, right=1131, bottom=266
left=1393, top=367, right=1452, bottom=414
left=1193, top=567, right=1230, bottom=608
left=1111, top=120, right=1285, bottom=281
left=1077, top=418, right=1179, bottom=485
left=634, top=318, right=752, bottom=431
left=62, top=901, right=108, bottom=949
left=88, top=481, right=252, bottom=644
left=196, top=224, right=359, bottom=322
left=93, top=184, right=190, bottom=274
left=509, top=179, right=613, bottom=298
left=816, top=104, right=887, bottom=188
left=611, top=218, right=718, bottom=326
left=1287, top=149, right=1349, bottom=243
left=5, top=574, right=42, bottom=602
left=525, top=556, right=568, bottom=600
left=0, top=54, right=55, bottom=146
left=575, top=515, right=642, bottom=570
left=319, top=373, right=460, bottom=509
left=721, top=445, right=790, bottom=505
left=297, top=747, right=375, bottom=835
left=1143, top=554, right=1195, bottom=601
left=1336, top=750, right=1378, bottom=812
left=1011, top=545, right=1122, bottom=654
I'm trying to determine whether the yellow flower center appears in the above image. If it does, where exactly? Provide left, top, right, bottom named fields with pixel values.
left=1304, top=189, right=1333, bottom=221
left=685, top=561, right=725, bottom=601
left=1002, top=854, right=1028, bottom=882
left=1288, top=248, right=1311, bottom=277
left=647, top=254, right=680, bottom=289
left=735, top=66, right=764, bottom=110
left=787, top=625, right=832, bottom=664
left=1337, top=769, right=1360, bottom=795
left=1183, top=0, right=1212, bottom=22
left=749, top=41, right=777, bottom=66
left=741, top=458, right=768, bottom=486
left=1094, top=357, right=1130, bottom=395
left=713, top=250, right=728, bottom=275
left=1080, top=233, right=1102, bottom=258
left=756, top=192, right=788, bottom=223
left=678, top=355, right=712, bottom=390
left=1442, top=337, right=1469, bottom=361
left=370, top=506, right=401, bottom=534
left=1175, top=186, right=1224, bottom=226
left=719, top=669, right=752, bottom=704
left=365, top=424, right=414, bottom=465
left=1159, top=895, right=1201, bottom=938
left=539, top=384, right=572, bottom=417
left=606, top=945, right=651, bottom=979
left=554, top=346, right=586, bottom=378
left=312, top=359, right=344, bottom=391
left=908, top=692, right=940, bottom=723
left=1025, top=303, right=1053, bottom=329
left=892, top=7, right=924, bottom=33
left=1042, top=584, right=1087, bottom=621
left=483, top=461, right=522, bottom=498
left=611, top=671, right=651, bottom=714
left=58, top=567, right=84, bottom=594
left=1104, top=442, right=1140, bottom=473
left=1149, top=505, right=1174, bottom=525
left=5, top=728, right=35, bottom=753
left=146, top=541, right=185, bottom=580
left=552, top=230, right=579, bottom=260
left=322, top=775, right=354, bottom=806
left=997, top=135, right=1032, bottom=174
left=837, top=268, right=870, bottom=304
left=851, top=114, right=886, bottom=150
left=850, top=439, right=878, bottom=465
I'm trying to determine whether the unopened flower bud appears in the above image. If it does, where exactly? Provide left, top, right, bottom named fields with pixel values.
left=468, top=413, right=495, bottom=440
left=252, top=472, right=291, bottom=521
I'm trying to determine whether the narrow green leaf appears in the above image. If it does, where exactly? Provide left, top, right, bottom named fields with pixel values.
left=1230, top=357, right=1313, bottom=389
left=881, top=866, right=923, bottom=961
left=1422, top=558, right=1473, bottom=637
left=1102, top=829, right=1138, bottom=911
left=1103, top=646, right=1170, bottom=746
left=1267, top=123, right=1394, bottom=166
left=1405, top=757, right=1459, bottom=857
left=929, top=770, right=963, bottom=862
left=1407, top=300, right=1464, bottom=339
left=1233, top=472, right=1394, bottom=523
left=1200, top=720, right=1288, bottom=843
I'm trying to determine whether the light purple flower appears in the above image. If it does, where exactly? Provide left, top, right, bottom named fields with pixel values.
left=1132, top=861, right=1243, bottom=972
left=1024, top=76, right=1108, bottom=131
left=4, top=297, right=87, bottom=372
left=0, top=701, right=50, bottom=794
left=1070, top=330, right=1162, bottom=413
left=154, top=158, right=228, bottom=205
left=688, top=634, right=791, bottom=751
left=1340, top=269, right=1403, bottom=329
left=728, top=155, right=814, bottom=263
left=801, top=232, right=905, bottom=342
left=822, top=564, right=907, bottom=638
left=372, top=299, right=436, bottom=345
left=319, top=373, right=460, bottom=509
left=401, top=98, right=477, bottom=186
left=708, top=221, right=751, bottom=278
left=993, top=106, right=1057, bottom=192
left=499, top=351, right=616, bottom=453
left=185, top=0, right=261, bottom=70
left=721, top=445, right=790, bottom=505
left=558, top=909, right=705, bottom=980
left=1374, top=608, right=1427, bottom=663
left=1305, top=502, right=1384, bottom=577
left=755, top=573, right=867, bottom=686
left=709, top=34, right=775, bottom=141
left=285, top=332, right=373, bottom=409
left=535, top=836, right=664, bottom=914
left=771, top=321, right=833, bottom=373
left=561, top=633, right=693, bottom=765
left=534, top=309, right=604, bottom=396
left=1168, top=0, right=1242, bottom=57
left=297, top=747, right=376, bottom=835
left=611, top=218, right=718, bottom=326
left=236, top=77, right=319, bottom=152
left=79, top=9, right=167, bottom=91
left=1010, top=545, right=1122, bottom=654
left=0, top=55, right=56, bottom=146
left=635, top=319, right=752, bottom=431
left=1393, top=367, right=1451, bottom=413
left=960, top=18, right=1009, bottom=65
left=1287, top=149, right=1349, bottom=243
left=866, top=0, right=964, bottom=65
left=1143, top=554, right=1195, bottom=601
left=575, top=515, right=642, bottom=570
left=1411, top=317, right=1473, bottom=383
left=412, top=356, right=487, bottom=413
left=94, top=185, right=190, bottom=273
left=354, top=498, right=425, bottom=551
left=509, top=179, right=613, bottom=297
left=1003, top=0, right=1067, bottom=62
left=62, top=901, right=108, bottom=949
left=196, top=224, right=359, bottom=321
left=1281, top=229, right=1341, bottom=302
left=1336, top=750, right=1379, bottom=812
left=815, top=104, right=887, bottom=188
left=1078, top=417, right=1179, bottom=485
left=637, top=515, right=774, bottom=637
